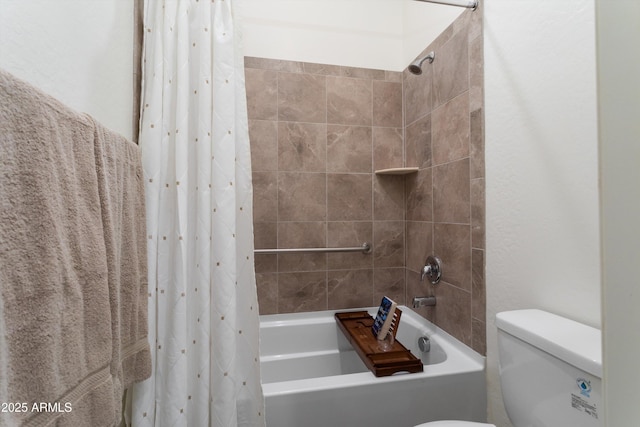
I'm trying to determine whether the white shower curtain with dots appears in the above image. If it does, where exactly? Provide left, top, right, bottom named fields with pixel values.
left=130, top=0, right=265, bottom=425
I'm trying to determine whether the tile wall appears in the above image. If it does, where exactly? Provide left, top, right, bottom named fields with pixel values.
left=403, top=7, right=485, bottom=354
left=246, top=8, right=485, bottom=354
left=245, top=58, right=407, bottom=315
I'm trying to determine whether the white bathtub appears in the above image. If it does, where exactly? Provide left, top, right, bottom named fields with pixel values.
left=260, top=306, right=486, bottom=427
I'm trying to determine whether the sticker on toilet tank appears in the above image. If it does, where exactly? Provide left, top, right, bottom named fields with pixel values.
left=576, top=378, right=592, bottom=397
left=571, top=378, right=598, bottom=419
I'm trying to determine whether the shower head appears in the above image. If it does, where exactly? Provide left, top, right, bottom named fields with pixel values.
left=408, top=51, right=435, bottom=75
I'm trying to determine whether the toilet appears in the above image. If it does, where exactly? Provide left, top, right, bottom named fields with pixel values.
left=415, top=309, right=602, bottom=427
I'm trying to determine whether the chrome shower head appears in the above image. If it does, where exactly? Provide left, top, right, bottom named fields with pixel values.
left=408, top=51, right=435, bottom=75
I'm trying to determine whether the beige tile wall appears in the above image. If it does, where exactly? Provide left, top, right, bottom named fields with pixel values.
left=404, top=7, right=485, bottom=355
left=245, top=8, right=485, bottom=354
left=245, top=58, right=407, bottom=315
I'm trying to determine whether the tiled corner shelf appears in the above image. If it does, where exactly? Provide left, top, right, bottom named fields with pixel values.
left=374, top=167, right=419, bottom=175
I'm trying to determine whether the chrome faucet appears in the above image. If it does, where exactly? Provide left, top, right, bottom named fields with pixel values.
left=412, top=296, right=436, bottom=308
left=413, top=255, right=441, bottom=308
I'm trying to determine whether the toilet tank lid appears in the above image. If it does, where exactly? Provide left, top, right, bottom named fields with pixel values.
left=496, top=309, right=602, bottom=378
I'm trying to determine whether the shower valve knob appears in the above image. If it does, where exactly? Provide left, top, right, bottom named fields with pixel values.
left=421, top=255, right=442, bottom=284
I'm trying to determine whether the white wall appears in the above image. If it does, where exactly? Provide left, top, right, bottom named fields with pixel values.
left=240, top=0, right=403, bottom=70
left=484, top=0, right=601, bottom=425
left=0, top=0, right=456, bottom=135
left=0, top=0, right=134, bottom=139
left=240, top=0, right=463, bottom=71
left=596, top=1, right=640, bottom=425
left=403, top=1, right=463, bottom=65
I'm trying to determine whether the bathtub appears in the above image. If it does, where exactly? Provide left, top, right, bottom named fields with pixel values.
left=260, top=306, right=486, bottom=427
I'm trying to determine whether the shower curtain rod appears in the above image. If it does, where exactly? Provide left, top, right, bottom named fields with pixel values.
left=414, top=0, right=478, bottom=9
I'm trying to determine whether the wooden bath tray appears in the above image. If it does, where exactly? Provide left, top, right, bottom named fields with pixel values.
left=335, top=310, right=423, bottom=377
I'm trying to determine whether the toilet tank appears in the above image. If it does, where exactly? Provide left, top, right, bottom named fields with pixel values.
left=496, top=309, right=602, bottom=427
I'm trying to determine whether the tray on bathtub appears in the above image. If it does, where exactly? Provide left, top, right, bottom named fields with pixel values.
left=335, top=311, right=423, bottom=377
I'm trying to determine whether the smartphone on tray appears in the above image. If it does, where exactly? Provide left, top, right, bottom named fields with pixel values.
left=371, top=296, right=397, bottom=340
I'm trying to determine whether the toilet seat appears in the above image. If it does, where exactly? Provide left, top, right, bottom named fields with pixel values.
left=414, top=421, right=495, bottom=427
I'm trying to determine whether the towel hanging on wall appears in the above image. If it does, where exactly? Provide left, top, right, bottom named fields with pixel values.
left=0, top=68, right=151, bottom=427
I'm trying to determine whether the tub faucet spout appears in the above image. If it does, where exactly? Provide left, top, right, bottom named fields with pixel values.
left=412, top=296, right=436, bottom=308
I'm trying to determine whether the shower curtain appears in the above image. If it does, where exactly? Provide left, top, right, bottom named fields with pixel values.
left=130, top=0, right=265, bottom=426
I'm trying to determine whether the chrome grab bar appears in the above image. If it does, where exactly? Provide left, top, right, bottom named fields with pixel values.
left=255, top=242, right=371, bottom=255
